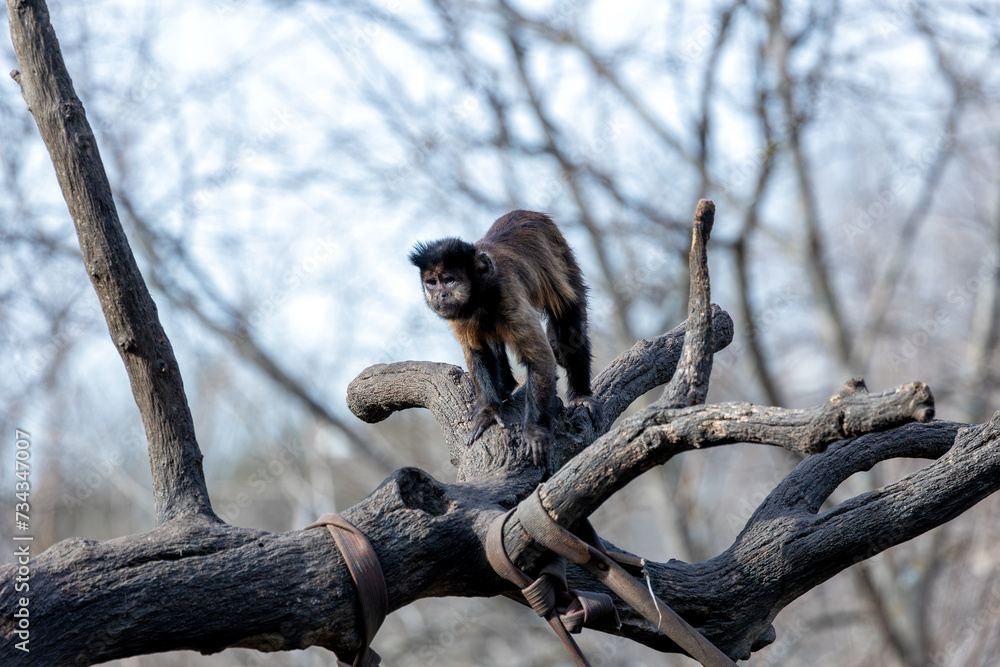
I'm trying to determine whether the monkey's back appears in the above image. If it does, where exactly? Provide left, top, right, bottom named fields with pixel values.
left=476, top=210, right=584, bottom=318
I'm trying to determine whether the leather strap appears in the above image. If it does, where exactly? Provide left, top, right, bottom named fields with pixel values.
left=519, top=491, right=737, bottom=667
left=305, top=513, right=388, bottom=667
left=487, top=509, right=621, bottom=667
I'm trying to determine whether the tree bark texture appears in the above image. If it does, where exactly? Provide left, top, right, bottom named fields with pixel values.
left=4, top=1, right=1000, bottom=665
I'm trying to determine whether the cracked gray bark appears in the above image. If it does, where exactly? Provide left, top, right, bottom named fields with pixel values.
left=3, top=0, right=1000, bottom=665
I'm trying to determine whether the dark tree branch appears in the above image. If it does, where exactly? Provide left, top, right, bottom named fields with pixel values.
left=501, top=378, right=936, bottom=568
left=589, top=303, right=734, bottom=422
left=0, top=468, right=507, bottom=665
left=627, top=416, right=989, bottom=661
left=5, top=3, right=1000, bottom=666
left=660, top=199, right=716, bottom=408
left=6, top=0, right=213, bottom=523
left=2, top=413, right=972, bottom=664
left=346, top=307, right=736, bottom=476
left=759, top=419, right=959, bottom=519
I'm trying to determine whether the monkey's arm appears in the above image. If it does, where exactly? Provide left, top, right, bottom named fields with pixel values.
left=465, top=343, right=511, bottom=445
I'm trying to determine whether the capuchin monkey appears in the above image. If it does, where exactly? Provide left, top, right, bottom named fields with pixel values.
left=409, top=210, right=601, bottom=466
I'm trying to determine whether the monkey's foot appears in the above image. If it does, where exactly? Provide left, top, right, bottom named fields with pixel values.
left=569, top=395, right=604, bottom=431
left=467, top=404, right=506, bottom=446
left=523, top=423, right=553, bottom=468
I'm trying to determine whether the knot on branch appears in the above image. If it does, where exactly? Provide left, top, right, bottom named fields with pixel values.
left=391, top=466, right=450, bottom=515
left=832, top=379, right=934, bottom=440
left=61, top=99, right=83, bottom=122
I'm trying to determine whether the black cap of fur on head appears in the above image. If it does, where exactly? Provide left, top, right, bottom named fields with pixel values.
left=409, top=238, right=477, bottom=271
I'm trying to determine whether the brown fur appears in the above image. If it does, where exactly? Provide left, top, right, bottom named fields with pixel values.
left=475, top=210, right=581, bottom=318
left=410, top=210, right=598, bottom=466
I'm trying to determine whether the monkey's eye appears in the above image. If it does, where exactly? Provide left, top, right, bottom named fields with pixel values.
left=443, top=276, right=456, bottom=286
left=425, top=278, right=438, bottom=287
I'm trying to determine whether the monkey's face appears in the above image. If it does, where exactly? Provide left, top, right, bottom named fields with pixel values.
left=421, top=265, right=472, bottom=320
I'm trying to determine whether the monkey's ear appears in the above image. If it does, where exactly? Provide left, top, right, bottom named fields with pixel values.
left=475, top=250, right=494, bottom=278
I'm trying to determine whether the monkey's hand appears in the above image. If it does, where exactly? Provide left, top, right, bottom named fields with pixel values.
left=569, top=395, right=604, bottom=431
left=523, top=423, right=553, bottom=467
left=467, top=402, right=507, bottom=446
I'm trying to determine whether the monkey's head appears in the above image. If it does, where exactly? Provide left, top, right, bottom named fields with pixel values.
left=409, top=238, right=493, bottom=320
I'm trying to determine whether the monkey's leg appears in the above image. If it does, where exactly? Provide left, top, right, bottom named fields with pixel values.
left=466, top=344, right=510, bottom=446
left=515, top=331, right=559, bottom=467
left=551, top=304, right=603, bottom=430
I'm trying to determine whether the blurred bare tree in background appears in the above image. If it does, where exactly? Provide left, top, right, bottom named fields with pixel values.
left=3, top=0, right=1000, bottom=664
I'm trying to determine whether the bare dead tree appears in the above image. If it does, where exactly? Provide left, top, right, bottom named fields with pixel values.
left=4, top=1, right=1000, bottom=665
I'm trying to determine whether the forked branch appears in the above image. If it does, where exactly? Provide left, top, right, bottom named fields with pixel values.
left=501, top=379, right=936, bottom=570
